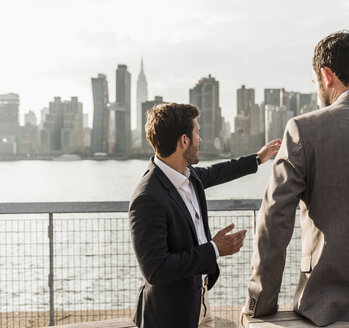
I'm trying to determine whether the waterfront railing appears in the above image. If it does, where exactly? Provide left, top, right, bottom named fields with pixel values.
left=0, top=200, right=300, bottom=328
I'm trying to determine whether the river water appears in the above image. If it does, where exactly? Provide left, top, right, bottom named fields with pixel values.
left=0, top=158, right=273, bottom=202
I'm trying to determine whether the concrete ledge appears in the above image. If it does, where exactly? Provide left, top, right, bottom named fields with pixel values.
left=45, top=318, right=136, bottom=328
left=243, top=311, right=349, bottom=327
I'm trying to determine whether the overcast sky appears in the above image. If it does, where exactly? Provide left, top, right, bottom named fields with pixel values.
left=1, top=0, right=348, bottom=128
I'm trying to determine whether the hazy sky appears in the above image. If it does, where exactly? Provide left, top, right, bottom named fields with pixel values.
left=1, top=0, right=348, bottom=128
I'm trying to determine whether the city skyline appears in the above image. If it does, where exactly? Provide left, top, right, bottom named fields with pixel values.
left=0, top=80, right=317, bottom=158
left=1, top=0, right=348, bottom=128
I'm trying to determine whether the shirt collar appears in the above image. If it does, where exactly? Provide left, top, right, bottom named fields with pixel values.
left=335, top=89, right=349, bottom=103
left=154, top=155, right=190, bottom=189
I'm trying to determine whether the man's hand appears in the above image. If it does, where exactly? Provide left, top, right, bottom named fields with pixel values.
left=212, top=223, right=247, bottom=256
left=257, top=138, right=282, bottom=164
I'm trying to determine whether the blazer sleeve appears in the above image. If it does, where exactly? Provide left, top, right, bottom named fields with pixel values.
left=194, top=154, right=258, bottom=189
left=245, top=118, right=307, bottom=316
left=129, top=193, right=217, bottom=285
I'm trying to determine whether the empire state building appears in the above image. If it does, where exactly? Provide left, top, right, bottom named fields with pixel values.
left=136, top=59, right=148, bottom=136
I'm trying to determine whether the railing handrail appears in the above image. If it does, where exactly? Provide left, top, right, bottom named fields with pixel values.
left=0, top=199, right=262, bottom=214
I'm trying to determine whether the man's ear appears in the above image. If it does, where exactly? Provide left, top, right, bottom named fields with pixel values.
left=178, top=134, right=188, bottom=149
left=321, top=67, right=334, bottom=87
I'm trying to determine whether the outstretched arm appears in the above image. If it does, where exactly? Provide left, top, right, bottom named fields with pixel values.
left=193, top=139, right=282, bottom=189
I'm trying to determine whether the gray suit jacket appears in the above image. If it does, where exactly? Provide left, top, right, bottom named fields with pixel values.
left=246, top=91, right=349, bottom=327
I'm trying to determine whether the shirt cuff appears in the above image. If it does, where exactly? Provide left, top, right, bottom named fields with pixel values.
left=210, top=240, right=220, bottom=259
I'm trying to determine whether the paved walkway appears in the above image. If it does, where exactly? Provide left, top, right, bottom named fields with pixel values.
left=45, top=318, right=136, bottom=328
left=243, top=311, right=349, bottom=327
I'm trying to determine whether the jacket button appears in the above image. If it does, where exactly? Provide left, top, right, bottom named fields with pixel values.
left=249, top=298, right=256, bottom=311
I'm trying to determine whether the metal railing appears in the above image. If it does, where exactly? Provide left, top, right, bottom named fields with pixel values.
left=0, top=200, right=300, bottom=328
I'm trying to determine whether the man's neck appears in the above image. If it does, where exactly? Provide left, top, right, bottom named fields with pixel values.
left=156, top=154, right=188, bottom=174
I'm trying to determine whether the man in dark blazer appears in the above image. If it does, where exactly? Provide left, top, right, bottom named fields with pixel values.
left=243, top=31, right=349, bottom=326
left=129, top=103, right=281, bottom=328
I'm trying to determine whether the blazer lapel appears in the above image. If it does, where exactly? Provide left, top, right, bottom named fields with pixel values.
left=189, top=167, right=211, bottom=240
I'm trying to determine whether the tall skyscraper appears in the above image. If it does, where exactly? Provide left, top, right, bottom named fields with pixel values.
left=115, top=65, right=131, bottom=153
left=237, top=85, right=255, bottom=116
left=91, top=74, right=109, bottom=154
left=0, top=93, right=19, bottom=140
left=235, top=85, right=256, bottom=134
left=189, top=75, right=221, bottom=154
left=136, top=59, right=148, bottom=136
left=61, top=97, right=84, bottom=153
left=41, top=97, right=64, bottom=152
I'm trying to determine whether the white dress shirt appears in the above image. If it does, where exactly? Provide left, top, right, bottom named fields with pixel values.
left=337, top=89, right=349, bottom=102
left=154, top=156, right=219, bottom=258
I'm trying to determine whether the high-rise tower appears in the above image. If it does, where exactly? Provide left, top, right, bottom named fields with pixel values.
left=189, top=75, right=221, bottom=154
left=115, top=65, right=131, bottom=153
left=0, top=93, right=19, bottom=140
left=136, top=59, right=148, bottom=136
left=237, top=85, right=255, bottom=116
left=91, top=74, right=109, bottom=154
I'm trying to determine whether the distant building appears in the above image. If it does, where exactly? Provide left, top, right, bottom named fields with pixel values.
left=266, top=88, right=317, bottom=117
left=24, top=111, right=37, bottom=126
left=141, top=96, right=168, bottom=154
left=265, top=105, right=294, bottom=142
left=264, top=88, right=318, bottom=142
left=108, top=102, right=127, bottom=155
left=40, top=97, right=84, bottom=154
left=83, top=113, right=89, bottom=128
left=82, top=113, right=91, bottom=150
left=61, top=97, right=84, bottom=153
left=264, top=89, right=281, bottom=107
left=190, top=75, right=221, bottom=155
left=40, top=97, right=63, bottom=153
left=116, top=65, right=131, bottom=153
left=40, top=108, right=49, bottom=129
left=0, top=93, right=19, bottom=144
left=300, top=93, right=318, bottom=114
left=83, top=127, right=91, bottom=150
left=234, top=114, right=250, bottom=135
left=136, top=59, right=148, bottom=143
left=232, top=86, right=264, bottom=155
left=220, top=118, right=231, bottom=153
left=237, top=85, right=255, bottom=117
left=235, top=85, right=255, bottom=135
left=18, top=123, right=39, bottom=154
left=91, top=74, right=109, bottom=154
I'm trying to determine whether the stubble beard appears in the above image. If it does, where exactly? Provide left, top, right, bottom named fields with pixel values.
left=184, top=144, right=199, bottom=166
left=318, top=78, right=331, bottom=107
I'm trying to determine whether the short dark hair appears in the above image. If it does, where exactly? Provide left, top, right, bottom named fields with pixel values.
left=145, top=103, right=200, bottom=158
left=313, top=30, right=349, bottom=86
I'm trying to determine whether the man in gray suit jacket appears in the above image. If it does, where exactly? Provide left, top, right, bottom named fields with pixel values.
left=243, top=30, right=349, bottom=326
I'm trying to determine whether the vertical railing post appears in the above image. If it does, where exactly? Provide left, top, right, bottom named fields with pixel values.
left=48, top=213, right=55, bottom=326
left=253, top=209, right=257, bottom=235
